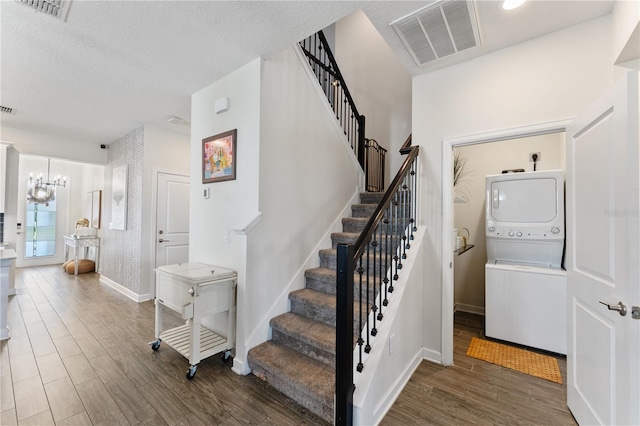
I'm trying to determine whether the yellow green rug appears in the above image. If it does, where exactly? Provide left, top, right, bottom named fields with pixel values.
left=466, top=337, right=562, bottom=384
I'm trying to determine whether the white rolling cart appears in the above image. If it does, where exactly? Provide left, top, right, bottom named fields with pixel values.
left=150, top=263, right=237, bottom=380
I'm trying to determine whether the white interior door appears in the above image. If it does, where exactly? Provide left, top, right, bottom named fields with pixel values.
left=566, top=71, right=640, bottom=425
left=155, top=173, right=190, bottom=270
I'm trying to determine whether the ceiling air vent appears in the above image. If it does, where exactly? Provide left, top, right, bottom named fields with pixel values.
left=391, top=0, right=481, bottom=66
left=15, top=0, right=71, bottom=22
left=0, top=106, right=14, bottom=114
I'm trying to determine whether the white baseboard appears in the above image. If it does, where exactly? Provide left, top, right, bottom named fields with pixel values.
left=422, top=347, right=442, bottom=364
left=232, top=357, right=250, bottom=376
left=454, top=303, right=485, bottom=315
left=99, top=275, right=151, bottom=303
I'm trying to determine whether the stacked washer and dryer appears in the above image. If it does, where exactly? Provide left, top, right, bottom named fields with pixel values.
left=485, top=170, right=566, bottom=355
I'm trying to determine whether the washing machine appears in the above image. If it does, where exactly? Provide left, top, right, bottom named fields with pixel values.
left=485, top=170, right=567, bottom=354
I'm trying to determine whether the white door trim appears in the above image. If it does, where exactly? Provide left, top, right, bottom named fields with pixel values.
left=149, top=168, right=189, bottom=299
left=441, top=119, right=572, bottom=365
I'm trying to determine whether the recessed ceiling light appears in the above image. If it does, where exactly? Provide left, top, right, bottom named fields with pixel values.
left=503, top=0, right=526, bottom=10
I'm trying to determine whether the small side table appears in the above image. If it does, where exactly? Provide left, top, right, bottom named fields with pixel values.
left=64, top=235, right=100, bottom=275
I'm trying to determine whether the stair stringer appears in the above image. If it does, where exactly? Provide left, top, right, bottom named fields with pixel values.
left=238, top=188, right=361, bottom=375
left=352, top=226, right=427, bottom=426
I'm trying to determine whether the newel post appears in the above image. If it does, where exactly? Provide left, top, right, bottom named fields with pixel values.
left=335, top=243, right=354, bottom=426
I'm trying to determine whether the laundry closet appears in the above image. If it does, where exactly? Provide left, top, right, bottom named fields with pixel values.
left=453, top=132, right=566, bottom=353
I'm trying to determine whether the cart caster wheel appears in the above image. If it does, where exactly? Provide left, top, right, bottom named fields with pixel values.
left=186, top=366, right=197, bottom=380
left=222, top=351, right=231, bottom=363
left=150, top=340, right=161, bottom=351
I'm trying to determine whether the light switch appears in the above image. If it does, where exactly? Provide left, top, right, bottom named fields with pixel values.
left=203, top=187, right=210, bottom=199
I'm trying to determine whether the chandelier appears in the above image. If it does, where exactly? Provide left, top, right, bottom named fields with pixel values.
left=26, top=158, right=66, bottom=205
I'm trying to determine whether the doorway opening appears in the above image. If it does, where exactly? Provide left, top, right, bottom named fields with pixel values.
left=441, top=120, right=571, bottom=366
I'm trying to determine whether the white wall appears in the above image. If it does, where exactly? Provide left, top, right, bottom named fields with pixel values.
left=189, top=45, right=364, bottom=374
left=453, top=133, right=565, bottom=312
left=3, top=147, right=20, bottom=251
left=1, top=126, right=108, bottom=165
left=0, top=144, right=8, bottom=213
left=190, top=58, right=262, bottom=372
left=413, top=16, right=613, bottom=357
left=141, top=125, right=190, bottom=296
left=335, top=9, right=412, bottom=184
left=240, top=46, right=363, bottom=370
left=612, top=0, right=640, bottom=71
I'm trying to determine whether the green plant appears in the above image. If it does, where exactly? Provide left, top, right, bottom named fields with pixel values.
left=453, top=151, right=469, bottom=187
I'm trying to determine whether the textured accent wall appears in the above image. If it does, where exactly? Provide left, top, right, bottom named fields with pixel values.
left=101, top=126, right=144, bottom=294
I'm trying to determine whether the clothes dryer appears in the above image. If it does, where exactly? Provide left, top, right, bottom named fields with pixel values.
left=484, top=170, right=567, bottom=354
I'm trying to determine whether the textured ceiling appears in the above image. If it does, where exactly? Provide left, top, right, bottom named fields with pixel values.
left=0, top=1, right=613, bottom=146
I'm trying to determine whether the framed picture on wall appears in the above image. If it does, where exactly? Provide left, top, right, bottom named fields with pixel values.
left=202, top=129, right=237, bottom=184
left=111, top=165, right=127, bottom=230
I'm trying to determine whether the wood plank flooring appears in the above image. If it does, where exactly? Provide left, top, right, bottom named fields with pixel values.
left=1, top=265, right=577, bottom=425
left=381, top=312, right=578, bottom=426
left=0, top=265, right=325, bottom=425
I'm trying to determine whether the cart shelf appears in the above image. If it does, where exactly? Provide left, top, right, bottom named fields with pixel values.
left=159, top=324, right=227, bottom=361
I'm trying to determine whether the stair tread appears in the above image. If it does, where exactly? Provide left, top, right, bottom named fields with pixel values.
left=319, top=248, right=393, bottom=259
left=331, top=231, right=360, bottom=238
left=305, top=267, right=335, bottom=282
left=290, top=288, right=336, bottom=309
left=270, top=312, right=335, bottom=353
left=343, top=217, right=370, bottom=223
left=249, top=341, right=334, bottom=403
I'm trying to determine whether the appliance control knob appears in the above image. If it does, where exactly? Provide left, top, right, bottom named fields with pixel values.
left=488, top=226, right=495, bottom=232
left=551, top=227, right=561, bottom=234
left=516, top=232, right=522, bottom=237
left=508, top=231, right=514, bottom=237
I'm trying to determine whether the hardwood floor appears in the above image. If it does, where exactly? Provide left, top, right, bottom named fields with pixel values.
left=381, top=312, right=578, bottom=426
left=0, top=265, right=326, bottom=425
left=1, top=265, right=577, bottom=425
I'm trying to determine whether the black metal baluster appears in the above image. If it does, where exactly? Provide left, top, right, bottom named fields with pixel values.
left=410, top=160, right=417, bottom=240
left=391, top=191, right=398, bottom=286
left=383, top=208, right=390, bottom=305
left=401, top=175, right=409, bottom=258
left=371, top=227, right=378, bottom=336
left=357, top=256, right=364, bottom=372
left=404, top=174, right=411, bottom=251
left=377, top=220, right=384, bottom=321
left=364, top=244, right=371, bottom=353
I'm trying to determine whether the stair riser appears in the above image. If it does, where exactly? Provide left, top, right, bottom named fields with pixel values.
left=248, top=361, right=333, bottom=423
left=331, top=234, right=403, bottom=252
left=272, top=329, right=335, bottom=367
left=351, top=205, right=377, bottom=218
left=290, top=298, right=368, bottom=334
left=360, top=191, right=412, bottom=204
left=359, top=193, right=385, bottom=204
left=305, top=274, right=381, bottom=297
left=342, top=218, right=412, bottom=234
left=320, top=256, right=393, bottom=279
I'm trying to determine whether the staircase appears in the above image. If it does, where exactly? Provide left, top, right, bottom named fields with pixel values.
left=247, top=191, right=385, bottom=423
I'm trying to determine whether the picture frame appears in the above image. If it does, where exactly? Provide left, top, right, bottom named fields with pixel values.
left=111, top=165, right=127, bottom=230
left=202, top=129, right=237, bottom=184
